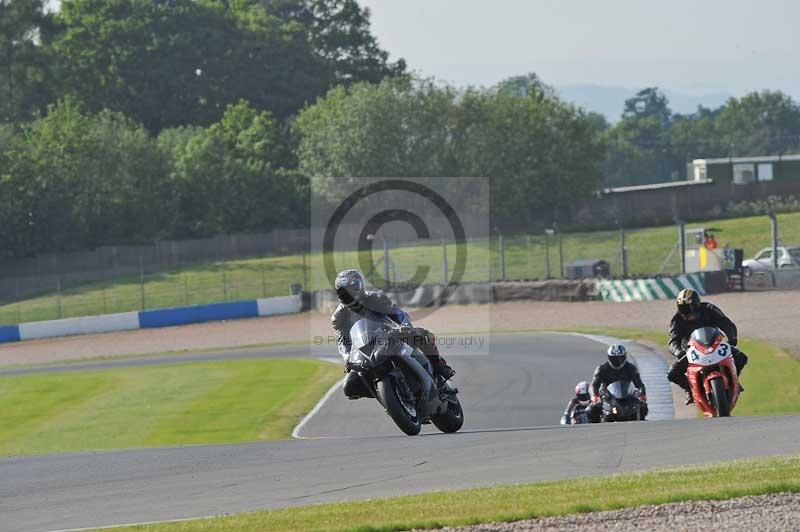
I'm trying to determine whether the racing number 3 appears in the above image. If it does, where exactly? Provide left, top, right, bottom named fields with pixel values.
left=718, top=344, right=729, bottom=357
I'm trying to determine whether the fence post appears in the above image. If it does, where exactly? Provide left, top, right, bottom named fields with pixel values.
left=494, top=229, right=505, bottom=281
left=769, top=210, right=778, bottom=271
left=383, top=239, right=390, bottom=289
left=15, top=278, right=21, bottom=323
left=55, top=276, right=62, bottom=319
left=102, top=277, right=108, bottom=314
left=619, top=225, right=628, bottom=277
left=232, top=268, right=238, bottom=300
left=261, top=263, right=267, bottom=298
left=526, top=235, right=532, bottom=279
left=139, top=256, right=146, bottom=310
left=556, top=224, right=564, bottom=278
left=677, top=220, right=686, bottom=274
left=441, top=235, right=449, bottom=285
left=544, top=229, right=552, bottom=279
left=302, top=249, right=308, bottom=289
left=114, top=282, right=121, bottom=313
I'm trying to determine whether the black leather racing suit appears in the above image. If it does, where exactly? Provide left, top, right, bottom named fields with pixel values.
left=331, top=291, right=444, bottom=398
left=587, top=361, right=647, bottom=421
left=666, top=302, right=748, bottom=394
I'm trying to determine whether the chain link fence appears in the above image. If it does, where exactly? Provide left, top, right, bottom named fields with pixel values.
left=0, top=213, right=796, bottom=325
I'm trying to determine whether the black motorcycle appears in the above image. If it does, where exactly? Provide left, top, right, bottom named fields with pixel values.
left=561, top=405, right=591, bottom=425
left=347, top=314, right=463, bottom=436
left=600, top=380, right=646, bottom=422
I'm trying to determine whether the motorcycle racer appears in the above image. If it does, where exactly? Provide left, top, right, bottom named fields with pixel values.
left=587, top=344, right=648, bottom=422
left=561, top=381, right=592, bottom=425
left=331, top=269, right=455, bottom=399
left=666, top=288, right=748, bottom=404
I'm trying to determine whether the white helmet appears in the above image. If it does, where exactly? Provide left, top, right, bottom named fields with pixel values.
left=607, top=344, right=627, bottom=369
left=574, top=381, right=590, bottom=406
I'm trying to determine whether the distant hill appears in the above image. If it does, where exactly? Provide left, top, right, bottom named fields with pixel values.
left=556, top=84, right=732, bottom=122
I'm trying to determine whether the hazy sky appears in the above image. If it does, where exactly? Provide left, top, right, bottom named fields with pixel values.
left=360, top=0, right=800, bottom=97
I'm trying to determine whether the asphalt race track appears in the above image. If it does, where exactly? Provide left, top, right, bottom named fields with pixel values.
left=2, top=332, right=798, bottom=532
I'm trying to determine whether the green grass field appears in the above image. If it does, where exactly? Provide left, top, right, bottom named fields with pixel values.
left=0, top=359, right=341, bottom=456
left=2, top=211, right=799, bottom=325
left=104, top=454, right=800, bottom=531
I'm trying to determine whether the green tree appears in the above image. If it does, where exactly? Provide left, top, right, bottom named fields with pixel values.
left=668, top=106, right=726, bottom=169
left=264, top=0, right=406, bottom=85
left=296, top=78, right=462, bottom=195
left=459, top=88, right=604, bottom=223
left=50, top=0, right=327, bottom=131
left=0, top=0, right=53, bottom=122
left=715, top=91, right=800, bottom=156
left=160, top=101, right=303, bottom=237
left=0, top=99, right=170, bottom=256
left=603, top=88, right=676, bottom=186
left=295, top=77, right=605, bottom=225
left=622, top=87, right=672, bottom=126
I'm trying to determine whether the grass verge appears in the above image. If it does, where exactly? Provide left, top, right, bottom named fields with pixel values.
left=3, top=211, right=800, bottom=324
left=103, top=453, right=800, bottom=531
left=0, top=358, right=341, bottom=456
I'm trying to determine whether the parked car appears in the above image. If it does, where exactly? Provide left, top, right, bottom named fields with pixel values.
left=742, top=246, right=800, bottom=275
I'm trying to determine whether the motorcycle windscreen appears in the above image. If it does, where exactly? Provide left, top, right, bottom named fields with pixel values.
left=690, top=326, right=722, bottom=347
left=606, top=380, right=636, bottom=400
left=349, top=316, right=393, bottom=355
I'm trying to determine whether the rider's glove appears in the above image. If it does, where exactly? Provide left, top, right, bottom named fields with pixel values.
left=409, top=327, right=431, bottom=346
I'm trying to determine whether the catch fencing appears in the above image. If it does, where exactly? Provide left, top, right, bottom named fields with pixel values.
left=0, top=213, right=796, bottom=325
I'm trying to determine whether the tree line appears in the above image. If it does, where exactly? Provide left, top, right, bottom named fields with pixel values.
left=1, top=1, right=799, bottom=258
left=601, top=87, right=800, bottom=187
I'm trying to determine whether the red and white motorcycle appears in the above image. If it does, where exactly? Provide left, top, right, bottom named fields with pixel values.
left=685, top=327, right=740, bottom=417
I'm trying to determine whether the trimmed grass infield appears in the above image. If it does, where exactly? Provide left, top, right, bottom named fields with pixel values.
left=103, top=454, right=800, bottom=531
left=0, top=358, right=341, bottom=456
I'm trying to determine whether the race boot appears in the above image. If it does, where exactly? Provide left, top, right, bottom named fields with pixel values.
left=433, top=358, right=455, bottom=380
left=342, top=370, right=370, bottom=400
left=684, top=389, right=694, bottom=405
left=673, top=373, right=694, bottom=405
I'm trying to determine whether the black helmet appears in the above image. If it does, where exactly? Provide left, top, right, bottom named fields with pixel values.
left=676, top=288, right=700, bottom=318
left=334, top=269, right=366, bottom=308
left=607, top=344, right=627, bottom=369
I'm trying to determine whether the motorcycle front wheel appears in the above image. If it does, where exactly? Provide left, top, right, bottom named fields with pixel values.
left=377, top=375, right=422, bottom=435
left=710, top=377, right=731, bottom=417
left=431, top=394, right=464, bottom=433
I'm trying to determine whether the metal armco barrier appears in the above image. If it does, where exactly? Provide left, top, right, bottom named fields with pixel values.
left=596, top=273, right=706, bottom=302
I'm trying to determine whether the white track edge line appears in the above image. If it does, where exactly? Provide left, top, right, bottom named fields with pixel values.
left=292, top=373, right=345, bottom=439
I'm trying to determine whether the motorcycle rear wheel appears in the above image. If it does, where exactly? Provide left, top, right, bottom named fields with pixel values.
left=377, top=375, right=422, bottom=435
left=431, top=395, right=464, bottom=433
left=710, top=377, right=731, bottom=417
